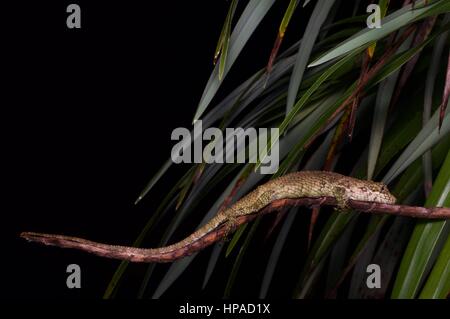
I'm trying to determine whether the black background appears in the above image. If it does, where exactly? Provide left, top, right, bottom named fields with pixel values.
left=2, top=2, right=449, bottom=314
left=3, top=0, right=311, bottom=299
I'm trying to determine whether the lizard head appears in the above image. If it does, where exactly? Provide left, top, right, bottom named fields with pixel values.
left=374, top=182, right=396, bottom=204
left=347, top=181, right=397, bottom=204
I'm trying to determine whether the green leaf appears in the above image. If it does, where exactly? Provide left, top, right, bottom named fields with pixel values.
left=419, top=230, right=450, bottom=298
left=423, top=16, right=450, bottom=195
left=280, top=1, right=299, bottom=35
left=391, top=148, right=450, bottom=299
left=326, top=218, right=357, bottom=293
left=276, top=90, right=353, bottom=177
left=265, top=0, right=299, bottom=80
left=368, top=35, right=413, bottom=180
left=134, top=159, right=172, bottom=204
left=309, top=0, right=449, bottom=67
left=284, top=51, right=359, bottom=130
left=347, top=218, right=382, bottom=298
left=259, top=209, right=297, bottom=298
left=224, top=219, right=261, bottom=298
left=373, top=94, right=422, bottom=177
left=356, top=216, right=411, bottom=299
left=367, top=0, right=390, bottom=58
left=202, top=242, right=224, bottom=289
left=219, top=0, right=239, bottom=81
left=383, top=101, right=450, bottom=184
left=368, top=22, right=450, bottom=90
left=226, top=224, right=248, bottom=257
left=286, top=0, right=336, bottom=115
left=194, top=0, right=276, bottom=122
left=257, top=49, right=362, bottom=170
left=298, top=213, right=354, bottom=284
left=294, top=251, right=328, bottom=298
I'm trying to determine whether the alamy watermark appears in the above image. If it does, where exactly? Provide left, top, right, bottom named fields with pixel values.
left=171, top=121, right=279, bottom=174
left=66, top=264, right=81, bottom=289
left=366, top=264, right=381, bottom=289
left=66, top=4, right=81, bottom=29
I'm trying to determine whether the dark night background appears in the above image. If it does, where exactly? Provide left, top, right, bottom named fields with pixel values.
left=2, top=2, right=449, bottom=315
left=3, top=1, right=316, bottom=299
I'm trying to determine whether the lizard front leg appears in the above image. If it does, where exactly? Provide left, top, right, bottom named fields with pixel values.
left=333, top=186, right=351, bottom=211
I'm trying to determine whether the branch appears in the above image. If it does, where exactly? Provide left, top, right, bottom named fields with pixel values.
left=21, top=197, right=450, bottom=262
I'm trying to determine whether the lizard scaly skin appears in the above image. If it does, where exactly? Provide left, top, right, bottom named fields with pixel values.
left=21, top=171, right=396, bottom=262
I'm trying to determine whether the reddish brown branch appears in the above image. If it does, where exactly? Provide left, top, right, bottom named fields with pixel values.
left=21, top=197, right=450, bottom=263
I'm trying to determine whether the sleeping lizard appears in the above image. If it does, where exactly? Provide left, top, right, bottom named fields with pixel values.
left=21, top=171, right=397, bottom=263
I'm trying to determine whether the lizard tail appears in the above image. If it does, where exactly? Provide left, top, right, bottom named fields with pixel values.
left=20, top=214, right=227, bottom=263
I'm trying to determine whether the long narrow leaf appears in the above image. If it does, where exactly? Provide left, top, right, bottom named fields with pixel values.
left=419, top=229, right=450, bottom=298
left=219, top=0, right=239, bottom=81
left=368, top=34, right=413, bottom=179
left=194, top=0, right=276, bottom=122
left=309, top=0, right=449, bottom=67
left=383, top=102, right=450, bottom=184
left=257, top=49, right=362, bottom=169
left=266, top=0, right=299, bottom=78
left=439, top=50, right=450, bottom=129
left=391, top=148, right=450, bottom=298
left=286, top=0, right=336, bottom=115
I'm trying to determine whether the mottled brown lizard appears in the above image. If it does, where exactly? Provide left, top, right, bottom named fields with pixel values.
left=21, top=171, right=399, bottom=262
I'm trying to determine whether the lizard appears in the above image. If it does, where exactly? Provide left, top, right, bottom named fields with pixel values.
left=21, top=171, right=396, bottom=263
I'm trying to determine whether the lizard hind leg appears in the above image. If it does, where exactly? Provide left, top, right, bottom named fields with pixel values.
left=221, top=209, right=239, bottom=242
left=223, top=215, right=238, bottom=242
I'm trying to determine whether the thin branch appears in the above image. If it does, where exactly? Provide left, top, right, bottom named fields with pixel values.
left=21, top=197, right=450, bottom=263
